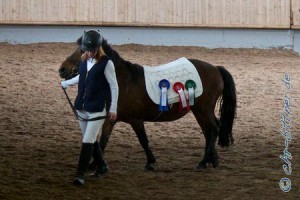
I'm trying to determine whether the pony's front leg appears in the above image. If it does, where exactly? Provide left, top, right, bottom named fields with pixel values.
left=130, top=120, right=156, bottom=171
left=99, top=119, right=117, bottom=151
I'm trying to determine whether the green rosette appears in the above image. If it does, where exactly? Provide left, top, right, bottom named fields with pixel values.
left=185, top=80, right=196, bottom=106
left=185, top=80, right=196, bottom=90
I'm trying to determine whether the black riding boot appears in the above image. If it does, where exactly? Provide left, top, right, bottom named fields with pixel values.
left=73, top=143, right=93, bottom=185
left=90, top=141, right=108, bottom=178
left=86, top=141, right=98, bottom=172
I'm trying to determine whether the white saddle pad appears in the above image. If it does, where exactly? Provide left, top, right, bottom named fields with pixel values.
left=143, top=57, right=203, bottom=105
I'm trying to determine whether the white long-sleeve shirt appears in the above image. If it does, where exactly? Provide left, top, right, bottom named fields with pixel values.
left=62, top=58, right=118, bottom=113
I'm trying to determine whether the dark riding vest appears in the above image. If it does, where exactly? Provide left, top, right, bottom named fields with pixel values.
left=74, top=56, right=110, bottom=112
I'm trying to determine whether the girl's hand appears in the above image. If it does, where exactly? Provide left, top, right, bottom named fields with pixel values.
left=61, top=80, right=68, bottom=89
left=108, top=112, right=117, bottom=121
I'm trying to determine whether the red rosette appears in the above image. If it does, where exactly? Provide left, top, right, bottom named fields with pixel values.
left=173, top=82, right=184, bottom=93
left=173, top=82, right=190, bottom=112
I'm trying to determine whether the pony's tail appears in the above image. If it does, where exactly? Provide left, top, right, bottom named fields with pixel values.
left=217, top=66, right=237, bottom=147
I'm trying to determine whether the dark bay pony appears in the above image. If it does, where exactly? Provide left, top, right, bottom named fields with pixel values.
left=59, top=38, right=237, bottom=171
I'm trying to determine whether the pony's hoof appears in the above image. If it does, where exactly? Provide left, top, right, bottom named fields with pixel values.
left=90, top=162, right=109, bottom=178
left=73, top=176, right=85, bottom=186
left=207, top=155, right=219, bottom=168
left=212, top=159, right=219, bottom=168
left=195, top=162, right=207, bottom=171
left=99, top=161, right=109, bottom=175
left=89, top=172, right=101, bottom=178
left=144, top=163, right=155, bottom=171
left=87, top=161, right=97, bottom=172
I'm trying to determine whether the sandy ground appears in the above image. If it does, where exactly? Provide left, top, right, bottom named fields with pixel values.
left=0, top=42, right=299, bottom=200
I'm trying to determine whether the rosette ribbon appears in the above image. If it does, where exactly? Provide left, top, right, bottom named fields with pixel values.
left=159, top=79, right=170, bottom=111
left=173, top=82, right=190, bottom=112
left=185, top=80, right=196, bottom=106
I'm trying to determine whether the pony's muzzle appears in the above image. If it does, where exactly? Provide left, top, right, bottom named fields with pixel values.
left=59, top=66, right=66, bottom=78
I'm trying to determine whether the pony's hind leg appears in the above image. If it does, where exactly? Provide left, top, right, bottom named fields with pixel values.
left=130, top=120, right=156, bottom=171
left=192, top=109, right=220, bottom=170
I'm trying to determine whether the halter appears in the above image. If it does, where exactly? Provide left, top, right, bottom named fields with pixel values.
left=65, top=63, right=79, bottom=80
left=70, top=67, right=79, bottom=79
left=61, top=87, right=107, bottom=121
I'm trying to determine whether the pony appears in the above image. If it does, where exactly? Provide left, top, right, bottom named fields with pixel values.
left=59, top=38, right=237, bottom=171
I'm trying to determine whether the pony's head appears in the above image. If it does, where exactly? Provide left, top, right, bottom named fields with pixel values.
left=59, top=35, right=121, bottom=80
left=59, top=46, right=82, bottom=80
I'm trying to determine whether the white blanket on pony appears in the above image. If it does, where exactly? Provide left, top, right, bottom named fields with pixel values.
left=143, top=57, right=203, bottom=105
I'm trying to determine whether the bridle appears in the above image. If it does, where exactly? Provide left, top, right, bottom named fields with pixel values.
left=65, top=62, right=79, bottom=80
left=70, top=67, right=79, bottom=79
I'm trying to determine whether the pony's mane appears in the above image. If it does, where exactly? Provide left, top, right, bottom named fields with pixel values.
left=101, top=39, right=124, bottom=65
left=101, top=39, right=143, bottom=80
left=76, top=36, right=143, bottom=80
left=77, top=36, right=128, bottom=65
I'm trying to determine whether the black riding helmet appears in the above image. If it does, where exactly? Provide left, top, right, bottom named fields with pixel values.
left=81, top=30, right=103, bottom=52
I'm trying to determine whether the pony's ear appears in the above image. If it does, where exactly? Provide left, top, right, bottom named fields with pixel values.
left=76, top=47, right=83, bottom=53
left=76, top=36, right=82, bottom=46
left=102, top=38, right=108, bottom=46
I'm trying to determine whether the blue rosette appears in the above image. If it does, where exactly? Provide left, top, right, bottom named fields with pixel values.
left=159, top=79, right=170, bottom=111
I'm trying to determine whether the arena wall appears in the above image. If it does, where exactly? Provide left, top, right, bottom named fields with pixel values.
left=0, top=0, right=293, bottom=28
left=1, top=0, right=300, bottom=54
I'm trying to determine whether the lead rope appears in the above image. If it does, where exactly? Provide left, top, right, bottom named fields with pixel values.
left=151, top=111, right=163, bottom=122
left=61, top=87, right=107, bottom=121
